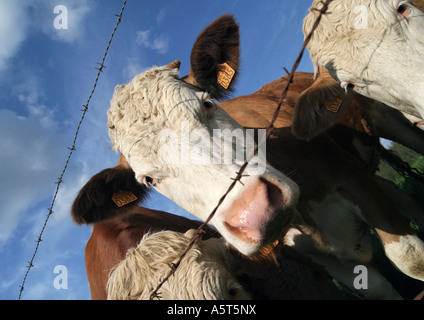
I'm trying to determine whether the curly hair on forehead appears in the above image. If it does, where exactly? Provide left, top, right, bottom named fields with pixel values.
left=106, top=229, right=249, bottom=300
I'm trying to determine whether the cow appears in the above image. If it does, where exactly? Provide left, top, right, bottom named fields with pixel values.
left=105, top=229, right=251, bottom=300
left=72, top=154, right=215, bottom=299
left=304, top=0, right=424, bottom=119
left=73, top=155, right=344, bottom=300
left=292, top=67, right=424, bottom=154
left=106, top=16, right=299, bottom=257
left=106, top=228, right=342, bottom=300
left=104, top=15, right=424, bottom=299
left=73, top=154, right=422, bottom=300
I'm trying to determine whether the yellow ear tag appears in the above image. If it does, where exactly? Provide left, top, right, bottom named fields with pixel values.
left=325, top=96, right=343, bottom=113
left=217, top=63, right=236, bottom=89
left=112, top=190, right=138, bottom=207
left=259, top=240, right=280, bottom=256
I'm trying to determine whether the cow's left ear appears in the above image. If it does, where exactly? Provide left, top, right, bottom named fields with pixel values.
left=71, top=155, right=148, bottom=225
left=292, top=70, right=353, bottom=140
left=183, top=14, right=240, bottom=100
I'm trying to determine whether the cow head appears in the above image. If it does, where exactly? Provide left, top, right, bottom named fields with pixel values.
left=107, top=229, right=251, bottom=300
left=106, top=15, right=299, bottom=256
left=305, top=0, right=424, bottom=119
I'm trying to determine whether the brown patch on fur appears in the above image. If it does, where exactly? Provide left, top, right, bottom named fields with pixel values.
left=411, top=0, right=424, bottom=12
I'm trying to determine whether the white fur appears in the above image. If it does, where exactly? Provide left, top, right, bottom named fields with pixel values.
left=304, top=0, right=424, bottom=118
left=106, top=230, right=250, bottom=300
left=107, top=65, right=299, bottom=256
left=383, top=234, right=424, bottom=281
left=305, top=192, right=373, bottom=264
left=283, top=227, right=403, bottom=299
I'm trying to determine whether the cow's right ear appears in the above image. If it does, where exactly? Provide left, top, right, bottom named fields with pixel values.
left=71, top=161, right=148, bottom=225
left=291, top=70, right=353, bottom=140
left=183, top=14, right=240, bottom=100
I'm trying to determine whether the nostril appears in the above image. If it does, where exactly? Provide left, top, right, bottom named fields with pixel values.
left=223, top=178, right=287, bottom=243
left=260, top=177, right=285, bottom=208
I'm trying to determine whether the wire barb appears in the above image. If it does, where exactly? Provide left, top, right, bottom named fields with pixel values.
left=96, top=62, right=107, bottom=72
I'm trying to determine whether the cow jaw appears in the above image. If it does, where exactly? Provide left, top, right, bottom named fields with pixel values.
left=107, top=65, right=299, bottom=256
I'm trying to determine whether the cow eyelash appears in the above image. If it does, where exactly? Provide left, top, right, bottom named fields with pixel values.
left=200, top=92, right=217, bottom=115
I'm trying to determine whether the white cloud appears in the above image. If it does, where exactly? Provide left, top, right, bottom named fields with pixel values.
left=136, top=29, right=169, bottom=54
left=0, top=109, right=68, bottom=248
left=0, top=1, right=29, bottom=72
left=0, top=0, right=92, bottom=73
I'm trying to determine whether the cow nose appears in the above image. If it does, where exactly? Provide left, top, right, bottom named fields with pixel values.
left=223, top=177, right=293, bottom=247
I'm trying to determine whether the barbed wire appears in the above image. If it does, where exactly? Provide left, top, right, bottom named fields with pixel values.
left=18, top=0, right=128, bottom=300
left=149, top=0, right=335, bottom=300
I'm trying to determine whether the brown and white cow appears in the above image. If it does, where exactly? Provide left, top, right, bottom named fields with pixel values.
left=304, top=0, right=424, bottom=119
left=105, top=227, right=342, bottom=300
left=71, top=154, right=220, bottom=299
left=104, top=15, right=424, bottom=299
left=72, top=155, right=343, bottom=300
left=107, top=16, right=299, bottom=257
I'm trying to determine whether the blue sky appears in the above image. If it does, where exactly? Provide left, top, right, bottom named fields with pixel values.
left=0, top=0, right=314, bottom=300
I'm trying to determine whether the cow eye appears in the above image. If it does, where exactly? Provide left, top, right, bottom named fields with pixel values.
left=227, top=283, right=243, bottom=300
left=398, top=4, right=406, bottom=13
left=397, top=3, right=410, bottom=18
left=143, top=176, right=158, bottom=187
left=196, top=92, right=217, bottom=118
left=228, top=287, right=237, bottom=298
left=203, top=99, right=215, bottom=110
left=202, top=98, right=217, bottom=118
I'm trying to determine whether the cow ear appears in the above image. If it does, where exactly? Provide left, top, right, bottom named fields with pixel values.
left=185, top=14, right=240, bottom=100
left=71, top=163, right=148, bottom=225
left=292, top=72, right=352, bottom=140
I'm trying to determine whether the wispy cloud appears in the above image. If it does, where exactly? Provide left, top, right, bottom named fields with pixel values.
left=156, top=5, right=170, bottom=25
left=136, top=29, right=170, bottom=54
left=123, top=58, right=150, bottom=80
left=0, top=1, right=29, bottom=72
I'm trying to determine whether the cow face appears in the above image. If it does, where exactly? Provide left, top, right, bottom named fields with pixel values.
left=305, top=0, right=424, bottom=119
left=107, top=15, right=299, bottom=256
